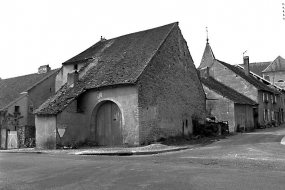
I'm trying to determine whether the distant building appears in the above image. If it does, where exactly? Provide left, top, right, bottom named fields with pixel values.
left=0, top=65, right=59, bottom=149
left=239, top=56, right=285, bottom=89
left=198, top=40, right=284, bottom=128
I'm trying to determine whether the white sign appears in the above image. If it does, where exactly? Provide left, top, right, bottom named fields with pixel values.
left=57, top=128, right=66, bottom=139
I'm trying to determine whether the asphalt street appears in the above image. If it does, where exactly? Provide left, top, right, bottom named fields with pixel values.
left=1, top=126, right=285, bottom=190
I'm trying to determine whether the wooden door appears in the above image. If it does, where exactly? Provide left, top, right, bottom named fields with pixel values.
left=96, top=101, right=122, bottom=146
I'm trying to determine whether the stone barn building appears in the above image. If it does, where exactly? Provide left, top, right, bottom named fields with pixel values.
left=34, top=22, right=206, bottom=149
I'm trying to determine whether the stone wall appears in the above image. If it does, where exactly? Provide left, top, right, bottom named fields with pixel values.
left=17, top=125, right=35, bottom=148
left=137, top=25, right=206, bottom=144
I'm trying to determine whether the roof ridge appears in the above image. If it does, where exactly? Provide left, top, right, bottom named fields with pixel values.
left=1, top=68, right=60, bottom=80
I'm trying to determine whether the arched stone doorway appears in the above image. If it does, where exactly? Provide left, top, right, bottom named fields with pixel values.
left=95, top=101, right=123, bottom=146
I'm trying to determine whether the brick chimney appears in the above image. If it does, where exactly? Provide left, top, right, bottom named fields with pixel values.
left=67, top=71, right=79, bottom=87
left=243, top=56, right=250, bottom=76
left=38, top=65, right=51, bottom=74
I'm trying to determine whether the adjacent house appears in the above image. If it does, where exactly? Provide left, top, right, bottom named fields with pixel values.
left=34, top=22, right=206, bottom=149
left=200, top=72, right=257, bottom=132
left=198, top=40, right=283, bottom=128
left=261, top=56, right=285, bottom=88
left=239, top=56, right=285, bottom=89
left=0, top=65, right=59, bottom=149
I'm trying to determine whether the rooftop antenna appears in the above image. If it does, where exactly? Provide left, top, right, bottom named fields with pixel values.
left=206, top=27, right=209, bottom=43
left=242, top=50, right=247, bottom=57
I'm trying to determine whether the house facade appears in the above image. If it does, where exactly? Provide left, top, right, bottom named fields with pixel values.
left=0, top=65, right=59, bottom=149
left=34, top=22, right=206, bottom=149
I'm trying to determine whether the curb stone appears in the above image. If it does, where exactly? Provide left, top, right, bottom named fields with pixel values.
left=0, top=146, right=190, bottom=156
left=75, top=147, right=189, bottom=156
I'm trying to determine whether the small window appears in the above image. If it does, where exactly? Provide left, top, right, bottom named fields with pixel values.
left=15, top=106, right=20, bottom=113
left=274, top=95, right=277, bottom=104
left=263, top=93, right=269, bottom=103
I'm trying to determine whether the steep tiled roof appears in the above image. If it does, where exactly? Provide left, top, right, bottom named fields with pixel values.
left=0, top=69, right=59, bottom=110
left=35, top=22, right=178, bottom=115
left=201, top=77, right=257, bottom=105
left=198, top=41, right=215, bottom=69
left=239, top=61, right=271, bottom=77
left=216, top=60, right=278, bottom=93
left=263, top=56, right=285, bottom=73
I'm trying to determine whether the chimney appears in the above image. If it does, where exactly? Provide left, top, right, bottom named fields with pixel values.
left=243, top=56, right=250, bottom=76
left=38, top=65, right=51, bottom=74
left=67, top=71, right=79, bottom=87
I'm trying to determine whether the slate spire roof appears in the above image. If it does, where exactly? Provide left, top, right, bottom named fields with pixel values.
left=263, top=56, right=285, bottom=73
left=35, top=22, right=179, bottom=115
left=0, top=69, right=59, bottom=111
left=198, top=39, right=215, bottom=69
left=201, top=76, right=257, bottom=105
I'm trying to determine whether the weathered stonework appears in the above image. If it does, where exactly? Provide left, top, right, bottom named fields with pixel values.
left=137, top=26, right=206, bottom=144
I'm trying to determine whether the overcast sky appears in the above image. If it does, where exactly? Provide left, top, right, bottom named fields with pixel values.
left=0, top=0, right=284, bottom=79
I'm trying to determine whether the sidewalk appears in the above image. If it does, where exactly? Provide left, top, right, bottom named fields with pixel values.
left=0, top=143, right=193, bottom=156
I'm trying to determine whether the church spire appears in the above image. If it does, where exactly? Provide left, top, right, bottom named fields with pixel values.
left=198, top=27, right=215, bottom=69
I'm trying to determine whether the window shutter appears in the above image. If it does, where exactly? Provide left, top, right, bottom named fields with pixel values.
left=263, top=109, right=266, bottom=121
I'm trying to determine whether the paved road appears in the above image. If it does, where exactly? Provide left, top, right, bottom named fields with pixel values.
left=1, top=126, right=285, bottom=190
